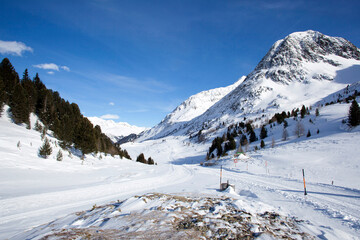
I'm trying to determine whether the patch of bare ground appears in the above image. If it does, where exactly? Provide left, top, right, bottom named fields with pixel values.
left=34, top=193, right=315, bottom=240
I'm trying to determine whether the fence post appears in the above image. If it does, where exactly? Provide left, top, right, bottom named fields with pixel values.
left=302, top=169, right=307, bottom=195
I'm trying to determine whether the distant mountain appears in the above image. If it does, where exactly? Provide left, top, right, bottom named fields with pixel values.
left=88, top=117, right=148, bottom=142
left=138, top=76, right=245, bottom=140
left=139, top=30, right=360, bottom=141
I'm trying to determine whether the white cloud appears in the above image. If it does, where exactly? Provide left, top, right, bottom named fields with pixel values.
left=0, top=40, right=33, bottom=56
left=109, top=102, right=115, bottom=106
left=33, top=63, right=60, bottom=71
left=61, top=66, right=70, bottom=71
left=100, top=114, right=119, bottom=120
left=33, top=63, right=70, bottom=73
left=47, top=71, right=55, bottom=75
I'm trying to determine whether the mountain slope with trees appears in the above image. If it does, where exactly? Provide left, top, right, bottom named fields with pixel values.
left=0, top=58, right=129, bottom=158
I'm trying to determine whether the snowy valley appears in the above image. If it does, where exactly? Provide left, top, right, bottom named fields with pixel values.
left=1, top=30, right=360, bottom=239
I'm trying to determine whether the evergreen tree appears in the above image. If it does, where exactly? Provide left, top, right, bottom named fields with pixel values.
left=249, top=130, right=258, bottom=143
left=260, top=126, right=268, bottom=139
left=283, top=120, right=288, bottom=128
left=315, top=108, right=320, bottom=117
left=136, top=153, right=147, bottom=164
left=74, top=118, right=96, bottom=154
left=39, top=137, right=52, bottom=158
left=300, top=105, right=306, bottom=118
left=348, top=99, right=360, bottom=127
left=240, top=134, right=247, bottom=146
left=122, top=149, right=131, bottom=160
left=306, top=130, right=311, bottom=137
left=216, top=141, right=223, bottom=157
left=56, top=150, right=63, bottom=161
left=0, top=58, right=19, bottom=103
left=34, top=120, right=43, bottom=132
left=21, top=69, right=37, bottom=112
left=10, top=84, right=30, bottom=124
left=260, top=140, right=265, bottom=148
left=148, top=157, right=154, bottom=165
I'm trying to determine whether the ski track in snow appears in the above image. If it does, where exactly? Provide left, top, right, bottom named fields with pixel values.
left=218, top=167, right=360, bottom=230
left=0, top=164, right=194, bottom=239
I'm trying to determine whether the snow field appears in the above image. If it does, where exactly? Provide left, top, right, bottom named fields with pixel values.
left=1, top=99, right=360, bottom=239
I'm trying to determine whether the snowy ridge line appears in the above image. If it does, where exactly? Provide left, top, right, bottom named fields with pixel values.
left=139, top=30, right=360, bottom=141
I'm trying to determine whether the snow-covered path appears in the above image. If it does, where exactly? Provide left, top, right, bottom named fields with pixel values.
left=206, top=165, right=360, bottom=237
left=0, top=162, right=194, bottom=239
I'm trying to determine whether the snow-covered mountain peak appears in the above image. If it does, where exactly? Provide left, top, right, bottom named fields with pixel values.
left=137, top=77, right=245, bottom=140
left=88, top=117, right=148, bottom=142
left=164, top=76, right=245, bottom=124
left=251, top=30, right=360, bottom=85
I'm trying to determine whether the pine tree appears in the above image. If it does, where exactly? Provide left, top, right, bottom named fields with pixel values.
left=315, top=108, right=320, bottom=117
left=148, top=157, right=154, bottom=165
left=39, top=137, right=52, bottom=158
left=0, top=58, right=19, bottom=103
left=21, top=69, right=37, bottom=112
left=10, top=84, right=30, bottom=124
left=136, top=153, right=147, bottom=164
left=348, top=99, right=360, bottom=127
left=260, top=140, right=265, bottom=148
left=56, top=150, right=63, bottom=161
left=300, top=105, right=306, bottom=118
left=34, top=120, right=43, bottom=132
left=306, top=130, right=311, bottom=137
left=283, top=120, right=288, bottom=128
left=249, top=130, right=257, bottom=143
left=260, top=126, right=267, bottom=139
left=123, top=149, right=131, bottom=160
left=228, top=136, right=236, bottom=150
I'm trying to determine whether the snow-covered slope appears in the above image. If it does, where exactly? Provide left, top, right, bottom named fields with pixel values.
left=138, top=76, right=245, bottom=140
left=165, top=76, right=245, bottom=124
left=88, top=117, right=148, bottom=142
left=4, top=100, right=359, bottom=239
left=139, top=30, right=360, bottom=141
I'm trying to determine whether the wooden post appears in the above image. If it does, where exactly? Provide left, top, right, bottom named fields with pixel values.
left=302, top=169, right=307, bottom=195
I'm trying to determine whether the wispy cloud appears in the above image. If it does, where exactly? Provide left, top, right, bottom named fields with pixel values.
left=105, top=74, right=175, bottom=93
left=109, top=102, right=115, bottom=106
left=61, top=66, right=70, bottom=71
left=0, top=40, right=33, bottom=56
left=100, top=114, right=119, bottom=120
left=33, top=63, right=70, bottom=73
left=34, top=63, right=60, bottom=71
left=47, top=71, right=55, bottom=75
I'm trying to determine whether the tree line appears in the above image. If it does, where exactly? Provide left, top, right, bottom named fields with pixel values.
left=0, top=58, right=130, bottom=158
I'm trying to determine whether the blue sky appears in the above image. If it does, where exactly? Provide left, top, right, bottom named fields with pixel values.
left=0, top=0, right=359, bottom=127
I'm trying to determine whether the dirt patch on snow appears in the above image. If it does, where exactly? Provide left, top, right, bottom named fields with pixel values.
left=19, top=193, right=315, bottom=240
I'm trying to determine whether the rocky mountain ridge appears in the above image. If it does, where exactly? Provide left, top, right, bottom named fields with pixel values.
left=138, top=30, right=360, bottom=141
